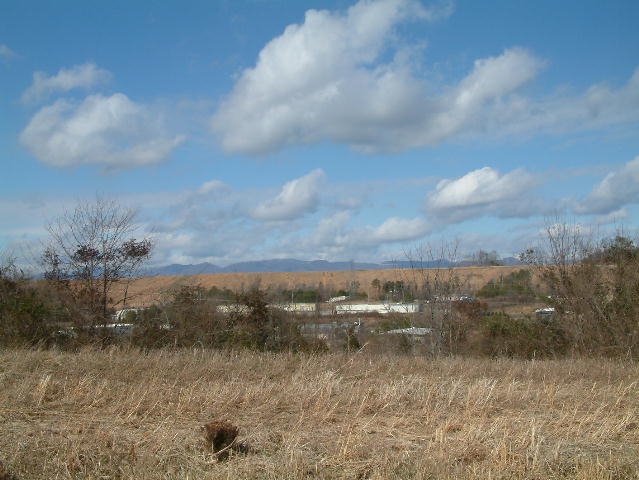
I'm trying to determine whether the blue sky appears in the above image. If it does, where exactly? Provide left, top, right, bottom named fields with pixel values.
left=1, top=0, right=638, bottom=268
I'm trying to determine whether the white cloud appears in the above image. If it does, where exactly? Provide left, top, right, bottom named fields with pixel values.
left=424, top=48, right=544, bottom=143
left=211, top=0, right=639, bottom=155
left=20, top=93, right=185, bottom=170
left=480, top=67, right=639, bottom=139
left=456, top=48, right=542, bottom=107
left=369, top=216, right=430, bottom=242
left=426, top=167, right=537, bottom=222
left=134, top=169, right=436, bottom=263
left=592, top=208, right=629, bottom=226
left=251, top=169, right=326, bottom=221
left=211, top=0, right=439, bottom=154
left=312, top=211, right=352, bottom=247
left=0, top=44, right=17, bottom=61
left=21, top=63, right=112, bottom=104
left=197, top=180, right=228, bottom=195
left=576, top=157, right=639, bottom=214
left=298, top=213, right=430, bottom=260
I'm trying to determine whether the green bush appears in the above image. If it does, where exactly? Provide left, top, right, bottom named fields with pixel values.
left=282, top=288, right=320, bottom=303
left=0, top=276, right=59, bottom=346
left=477, top=313, right=569, bottom=358
left=476, top=269, right=535, bottom=299
left=377, top=314, right=412, bottom=332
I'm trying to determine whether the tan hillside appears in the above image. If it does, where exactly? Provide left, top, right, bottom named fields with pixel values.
left=112, top=265, right=536, bottom=308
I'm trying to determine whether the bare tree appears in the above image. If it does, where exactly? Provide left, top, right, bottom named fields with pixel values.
left=0, top=249, right=21, bottom=281
left=471, top=249, right=501, bottom=266
left=399, top=240, right=469, bottom=354
left=42, top=197, right=152, bottom=323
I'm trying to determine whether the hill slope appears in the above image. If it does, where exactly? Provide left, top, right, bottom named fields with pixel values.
left=115, top=265, right=531, bottom=308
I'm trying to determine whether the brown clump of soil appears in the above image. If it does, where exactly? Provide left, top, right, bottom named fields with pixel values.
left=201, top=420, right=239, bottom=459
left=0, top=461, right=19, bottom=480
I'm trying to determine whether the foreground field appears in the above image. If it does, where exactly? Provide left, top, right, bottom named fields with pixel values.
left=1, top=349, right=638, bottom=479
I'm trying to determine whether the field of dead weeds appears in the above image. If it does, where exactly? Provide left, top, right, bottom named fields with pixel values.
left=1, top=348, right=638, bottom=479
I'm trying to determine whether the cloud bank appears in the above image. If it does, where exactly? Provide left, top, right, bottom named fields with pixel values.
left=211, top=0, right=639, bottom=155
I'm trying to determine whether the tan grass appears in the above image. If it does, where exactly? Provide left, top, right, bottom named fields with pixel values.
left=0, top=348, right=638, bottom=479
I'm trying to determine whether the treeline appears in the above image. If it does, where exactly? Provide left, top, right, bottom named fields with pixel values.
left=0, top=273, right=328, bottom=352
left=2, top=236, right=638, bottom=359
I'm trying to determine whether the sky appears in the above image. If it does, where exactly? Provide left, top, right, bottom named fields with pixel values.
left=1, top=0, right=639, bottom=269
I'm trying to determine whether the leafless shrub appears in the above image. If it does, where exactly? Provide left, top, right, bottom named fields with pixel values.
left=399, top=240, right=472, bottom=354
left=522, top=220, right=639, bottom=357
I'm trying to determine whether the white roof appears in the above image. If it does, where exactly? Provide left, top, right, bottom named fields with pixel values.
left=385, top=327, right=432, bottom=336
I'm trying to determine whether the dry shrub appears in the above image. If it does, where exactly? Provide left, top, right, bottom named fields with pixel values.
left=526, top=227, right=639, bottom=358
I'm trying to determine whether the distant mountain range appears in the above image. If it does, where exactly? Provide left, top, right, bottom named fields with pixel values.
left=143, top=257, right=522, bottom=276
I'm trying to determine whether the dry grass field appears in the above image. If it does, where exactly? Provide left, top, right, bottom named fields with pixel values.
left=111, top=266, right=535, bottom=308
left=1, top=348, right=638, bottom=479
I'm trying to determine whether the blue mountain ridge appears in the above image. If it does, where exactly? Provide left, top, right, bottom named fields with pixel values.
left=143, top=257, right=522, bottom=276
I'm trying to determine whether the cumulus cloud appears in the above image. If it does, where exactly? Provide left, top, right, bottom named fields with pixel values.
left=576, top=157, right=639, bottom=214
left=20, top=93, right=185, bottom=170
left=211, top=0, right=639, bottom=155
left=140, top=169, right=435, bottom=263
left=211, top=0, right=440, bottom=154
left=21, top=63, right=112, bottom=104
left=426, top=167, right=537, bottom=222
left=592, top=209, right=629, bottom=226
left=251, top=169, right=326, bottom=221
